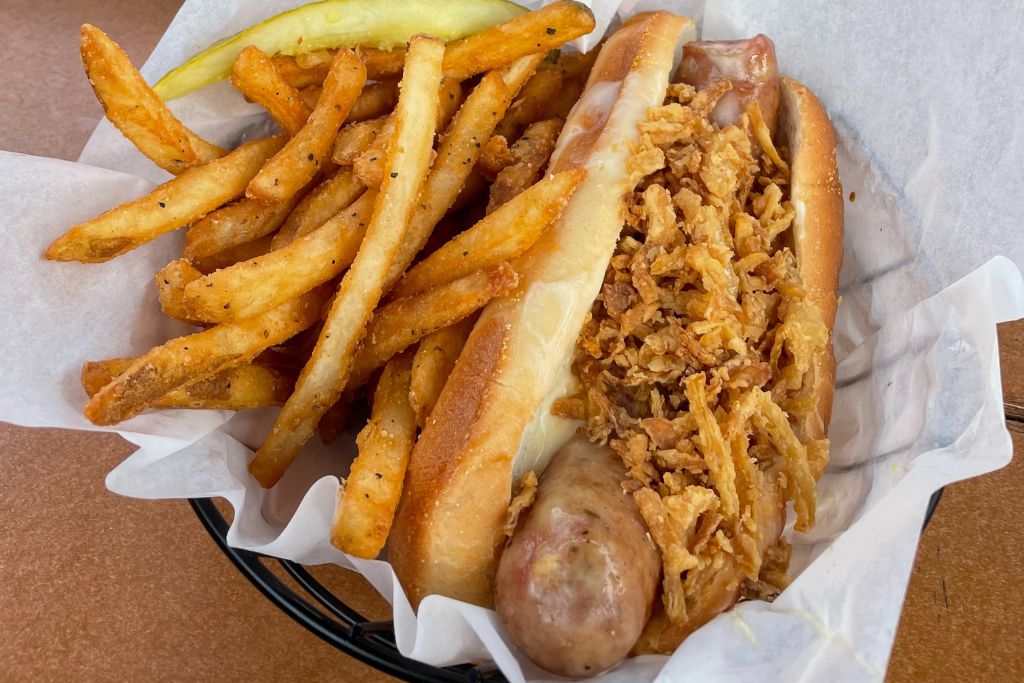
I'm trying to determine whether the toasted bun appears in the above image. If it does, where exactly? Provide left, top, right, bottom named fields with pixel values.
left=779, top=76, right=844, bottom=446
left=389, top=11, right=697, bottom=608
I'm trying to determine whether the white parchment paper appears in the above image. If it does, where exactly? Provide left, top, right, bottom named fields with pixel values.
left=2, top=1, right=1024, bottom=681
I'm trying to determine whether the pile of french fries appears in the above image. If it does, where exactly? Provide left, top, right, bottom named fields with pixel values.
left=49, top=2, right=596, bottom=559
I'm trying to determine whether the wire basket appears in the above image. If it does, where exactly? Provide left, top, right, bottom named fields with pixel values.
left=189, top=490, right=944, bottom=682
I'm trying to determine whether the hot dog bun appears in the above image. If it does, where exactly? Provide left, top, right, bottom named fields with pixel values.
left=389, top=11, right=697, bottom=608
left=780, top=76, right=844, bottom=446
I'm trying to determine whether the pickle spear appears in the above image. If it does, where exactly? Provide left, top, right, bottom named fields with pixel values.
left=154, top=0, right=526, bottom=100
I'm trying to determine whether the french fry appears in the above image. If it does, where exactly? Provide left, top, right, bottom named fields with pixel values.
left=231, top=46, right=312, bottom=136
left=272, top=50, right=336, bottom=89
left=191, top=234, right=274, bottom=275
left=349, top=264, right=519, bottom=389
left=356, top=45, right=407, bottom=80
left=382, top=71, right=514, bottom=290
left=393, top=168, right=584, bottom=299
left=351, top=78, right=461, bottom=188
left=295, top=49, right=338, bottom=70
left=441, top=1, right=595, bottom=81
left=352, top=115, right=396, bottom=188
left=344, top=3, right=587, bottom=89
left=297, top=85, right=322, bottom=109
left=271, top=170, right=365, bottom=249
left=554, top=46, right=599, bottom=81
left=436, top=78, right=465, bottom=129
left=331, top=118, right=386, bottom=166
left=448, top=171, right=490, bottom=215
left=184, top=194, right=300, bottom=261
left=495, top=68, right=563, bottom=141
left=347, top=79, right=400, bottom=122
left=352, top=8, right=576, bottom=85
left=546, top=74, right=584, bottom=120
left=82, top=358, right=292, bottom=409
left=497, top=52, right=547, bottom=97
left=84, top=289, right=324, bottom=425
left=541, top=48, right=599, bottom=120
left=318, top=392, right=355, bottom=444
left=247, top=50, right=366, bottom=203
left=331, top=352, right=417, bottom=558
left=183, top=191, right=377, bottom=323
left=409, top=317, right=474, bottom=427
left=80, top=24, right=225, bottom=175
left=487, top=118, right=563, bottom=212
left=156, top=258, right=204, bottom=323
left=249, top=36, right=445, bottom=489
left=475, top=134, right=513, bottom=180
left=46, top=136, right=285, bottom=263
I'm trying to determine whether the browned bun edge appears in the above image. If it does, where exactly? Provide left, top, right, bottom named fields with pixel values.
left=388, top=11, right=696, bottom=609
left=779, top=76, right=844, bottom=446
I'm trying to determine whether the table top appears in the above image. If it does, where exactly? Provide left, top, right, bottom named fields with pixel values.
left=1, top=1, right=1021, bottom=680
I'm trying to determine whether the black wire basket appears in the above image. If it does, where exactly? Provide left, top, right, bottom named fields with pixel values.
left=188, top=489, right=944, bottom=682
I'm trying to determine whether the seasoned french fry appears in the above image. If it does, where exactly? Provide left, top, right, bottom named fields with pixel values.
left=84, top=289, right=324, bottom=425
left=191, top=234, right=274, bottom=275
left=183, top=191, right=377, bottom=323
left=46, top=136, right=285, bottom=263
left=448, top=171, right=489, bottom=215
left=156, top=258, right=204, bottom=323
left=231, top=46, right=312, bottom=135
left=475, top=134, right=513, bottom=180
left=331, top=352, right=417, bottom=558
left=393, top=169, right=583, bottom=298
left=184, top=194, right=300, bottom=261
left=496, top=52, right=547, bottom=97
left=249, top=36, right=445, bottom=489
left=297, top=85, right=322, bottom=109
left=295, top=49, right=338, bottom=70
left=352, top=115, right=396, bottom=188
left=247, top=50, right=366, bottom=203
left=441, top=1, right=595, bottom=81
left=351, top=79, right=461, bottom=189
left=554, top=46, right=599, bottom=81
left=272, top=50, right=336, bottom=89
left=318, top=392, right=355, bottom=444
left=349, top=263, right=519, bottom=389
left=436, top=78, right=465, bottom=130
left=487, top=118, right=563, bottom=212
left=495, top=67, right=563, bottom=141
left=409, top=317, right=474, bottom=427
left=353, top=12, right=570, bottom=86
left=356, top=45, right=407, bottom=80
left=347, top=79, right=399, bottom=122
left=271, top=170, right=365, bottom=249
left=382, top=71, right=514, bottom=290
left=546, top=74, right=584, bottom=120
left=82, top=358, right=292, bottom=409
left=331, top=118, right=386, bottom=166
left=80, top=24, right=225, bottom=174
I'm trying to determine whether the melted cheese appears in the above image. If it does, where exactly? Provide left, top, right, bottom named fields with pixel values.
left=511, top=61, right=682, bottom=482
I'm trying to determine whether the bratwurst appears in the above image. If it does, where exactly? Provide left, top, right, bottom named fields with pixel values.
left=676, top=34, right=780, bottom=135
left=495, top=440, right=660, bottom=677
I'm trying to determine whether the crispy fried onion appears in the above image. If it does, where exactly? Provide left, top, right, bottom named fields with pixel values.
left=503, top=471, right=539, bottom=537
left=567, top=80, right=830, bottom=626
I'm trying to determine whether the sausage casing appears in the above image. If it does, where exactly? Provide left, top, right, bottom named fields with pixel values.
left=494, top=440, right=661, bottom=678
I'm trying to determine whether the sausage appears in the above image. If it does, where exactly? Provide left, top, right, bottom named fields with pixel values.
left=676, top=34, right=781, bottom=135
left=494, top=440, right=661, bottom=678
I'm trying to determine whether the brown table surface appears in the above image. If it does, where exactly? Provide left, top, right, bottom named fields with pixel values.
left=1, top=1, right=1021, bottom=680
